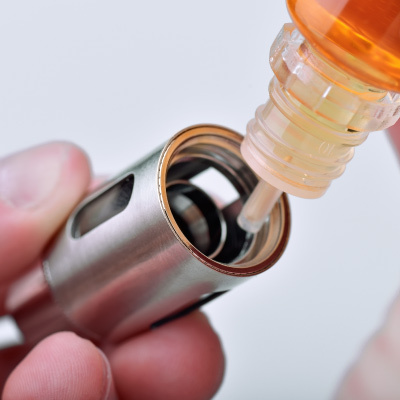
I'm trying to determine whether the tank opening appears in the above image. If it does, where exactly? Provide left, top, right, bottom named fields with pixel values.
left=166, top=159, right=255, bottom=264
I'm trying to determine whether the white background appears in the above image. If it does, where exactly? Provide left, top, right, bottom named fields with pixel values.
left=1, top=1, right=400, bottom=399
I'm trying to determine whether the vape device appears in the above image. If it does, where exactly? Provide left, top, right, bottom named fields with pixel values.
left=4, top=125, right=291, bottom=347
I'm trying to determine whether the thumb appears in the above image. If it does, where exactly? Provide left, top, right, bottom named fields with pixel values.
left=3, top=332, right=117, bottom=400
left=0, top=142, right=91, bottom=282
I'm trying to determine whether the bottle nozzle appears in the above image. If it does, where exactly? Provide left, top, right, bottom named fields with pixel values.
left=238, top=181, right=282, bottom=233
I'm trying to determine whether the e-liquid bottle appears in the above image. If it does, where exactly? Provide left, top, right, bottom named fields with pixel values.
left=238, top=0, right=400, bottom=232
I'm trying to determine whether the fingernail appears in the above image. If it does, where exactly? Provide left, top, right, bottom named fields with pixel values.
left=0, top=143, right=68, bottom=209
left=98, top=348, right=118, bottom=400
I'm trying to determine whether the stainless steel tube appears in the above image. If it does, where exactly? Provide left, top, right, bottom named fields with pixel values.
left=5, top=125, right=291, bottom=347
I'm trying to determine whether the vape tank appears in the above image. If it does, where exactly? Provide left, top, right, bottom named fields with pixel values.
left=5, top=125, right=291, bottom=346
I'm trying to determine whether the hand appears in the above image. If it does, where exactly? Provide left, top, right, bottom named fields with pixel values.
left=0, top=142, right=225, bottom=400
left=335, top=121, right=400, bottom=399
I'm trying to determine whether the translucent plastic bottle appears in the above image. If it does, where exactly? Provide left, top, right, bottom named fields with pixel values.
left=238, top=0, right=400, bottom=232
left=287, top=0, right=400, bottom=92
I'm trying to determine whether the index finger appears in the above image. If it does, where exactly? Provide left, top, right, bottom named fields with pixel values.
left=0, top=142, right=91, bottom=283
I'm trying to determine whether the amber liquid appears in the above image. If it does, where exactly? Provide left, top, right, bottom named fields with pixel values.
left=287, top=0, right=400, bottom=92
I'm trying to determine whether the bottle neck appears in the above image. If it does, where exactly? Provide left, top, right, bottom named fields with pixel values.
left=241, top=23, right=400, bottom=199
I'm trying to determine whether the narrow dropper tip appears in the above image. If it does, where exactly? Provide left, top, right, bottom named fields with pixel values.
left=237, top=180, right=282, bottom=233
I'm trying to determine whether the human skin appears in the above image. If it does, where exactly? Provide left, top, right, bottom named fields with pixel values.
left=0, top=142, right=225, bottom=400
